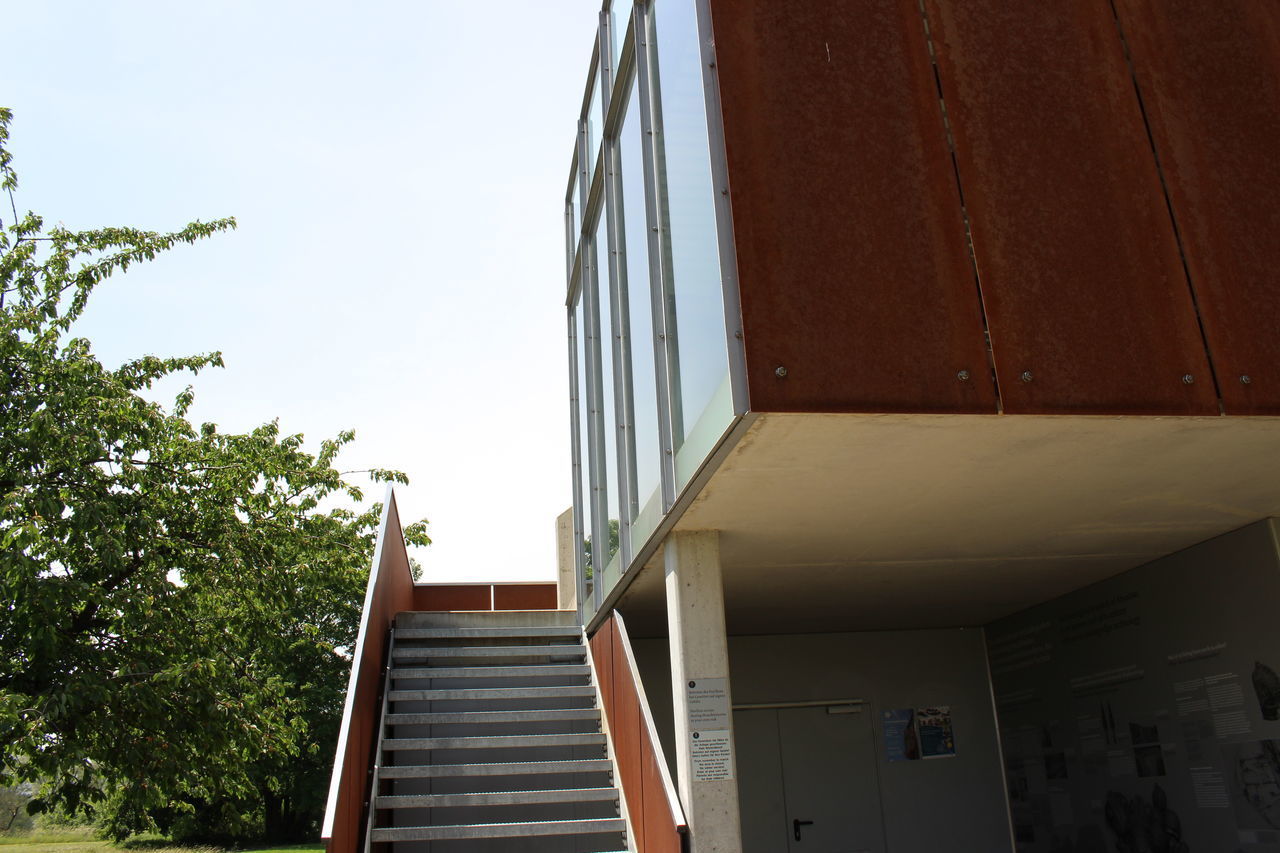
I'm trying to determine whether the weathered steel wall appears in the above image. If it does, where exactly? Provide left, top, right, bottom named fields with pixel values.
left=591, top=613, right=686, bottom=853
left=324, top=499, right=417, bottom=853
left=709, top=0, right=996, bottom=414
left=1112, top=0, right=1280, bottom=414
left=922, top=0, right=1215, bottom=414
left=709, top=0, right=1275, bottom=415
left=493, top=582, right=560, bottom=610
left=411, top=582, right=559, bottom=612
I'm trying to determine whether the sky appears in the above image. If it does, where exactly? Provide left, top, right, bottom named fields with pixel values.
left=6, top=2, right=601, bottom=582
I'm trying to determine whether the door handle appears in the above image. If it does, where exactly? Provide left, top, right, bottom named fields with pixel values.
left=793, top=818, right=814, bottom=841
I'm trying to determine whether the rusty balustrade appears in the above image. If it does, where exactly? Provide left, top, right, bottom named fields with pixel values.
left=590, top=610, right=688, bottom=853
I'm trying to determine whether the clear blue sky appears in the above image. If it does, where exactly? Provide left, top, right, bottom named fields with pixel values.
left=7, top=2, right=600, bottom=581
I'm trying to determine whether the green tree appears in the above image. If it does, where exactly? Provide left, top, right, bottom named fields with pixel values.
left=0, top=108, right=428, bottom=841
left=583, top=518, right=619, bottom=578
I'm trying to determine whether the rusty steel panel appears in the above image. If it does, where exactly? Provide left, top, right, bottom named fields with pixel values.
left=493, top=583, right=559, bottom=611
left=591, top=622, right=615, bottom=731
left=710, top=0, right=996, bottom=414
left=641, top=736, right=683, bottom=853
left=923, top=0, right=1217, bottom=414
left=414, top=584, right=491, bottom=612
left=612, top=639, right=645, bottom=841
left=1112, top=0, right=1280, bottom=414
left=328, top=514, right=416, bottom=853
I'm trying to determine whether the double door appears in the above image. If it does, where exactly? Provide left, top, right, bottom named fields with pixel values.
left=736, top=705, right=887, bottom=853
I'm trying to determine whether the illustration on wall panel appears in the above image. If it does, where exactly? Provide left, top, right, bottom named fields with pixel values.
left=983, top=526, right=1280, bottom=853
left=1253, top=662, right=1280, bottom=722
left=1227, top=739, right=1280, bottom=831
left=1104, top=785, right=1188, bottom=853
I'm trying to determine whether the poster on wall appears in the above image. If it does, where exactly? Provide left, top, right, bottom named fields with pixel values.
left=883, top=709, right=918, bottom=762
left=918, top=706, right=957, bottom=758
left=882, top=706, right=956, bottom=761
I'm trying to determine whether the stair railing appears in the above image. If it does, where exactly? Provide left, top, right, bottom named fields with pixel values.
left=322, top=488, right=417, bottom=853
left=361, top=632, right=395, bottom=853
left=590, top=610, right=689, bottom=853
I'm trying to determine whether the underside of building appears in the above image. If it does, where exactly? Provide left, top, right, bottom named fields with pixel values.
left=323, top=0, right=1280, bottom=851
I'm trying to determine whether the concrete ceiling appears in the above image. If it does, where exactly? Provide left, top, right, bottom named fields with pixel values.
left=616, top=413, right=1280, bottom=636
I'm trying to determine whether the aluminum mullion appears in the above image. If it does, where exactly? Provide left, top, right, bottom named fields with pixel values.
left=693, top=0, right=749, bottom=416
left=564, top=201, right=575, bottom=287
left=580, top=188, right=609, bottom=615
left=634, top=0, right=679, bottom=515
left=578, top=117, right=591, bottom=222
left=566, top=307, right=589, bottom=623
left=582, top=235, right=607, bottom=614
left=599, top=10, right=615, bottom=116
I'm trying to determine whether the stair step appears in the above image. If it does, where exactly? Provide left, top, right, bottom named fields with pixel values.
left=389, top=685, right=595, bottom=702
left=371, top=818, right=626, bottom=842
left=397, top=610, right=579, bottom=629
left=391, top=664, right=591, bottom=679
left=393, top=644, right=585, bottom=660
left=378, top=759, right=613, bottom=779
left=396, top=626, right=582, bottom=640
left=383, top=733, right=606, bottom=751
left=386, top=708, right=601, bottom=726
left=376, top=786, right=619, bottom=809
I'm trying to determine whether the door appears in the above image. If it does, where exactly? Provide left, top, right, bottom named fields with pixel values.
left=737, top=705, right=887, bottom=853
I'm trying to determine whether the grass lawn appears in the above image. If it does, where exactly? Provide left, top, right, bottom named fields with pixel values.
left=0, top=828, right=322, bottom=853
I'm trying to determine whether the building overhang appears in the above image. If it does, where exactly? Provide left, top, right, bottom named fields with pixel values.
left=617, top=413, right=1280, bottom=636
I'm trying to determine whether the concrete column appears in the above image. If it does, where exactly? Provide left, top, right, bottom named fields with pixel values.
left=555, top=507, right=576, bottom=611
left=665, top=530, right=743, bottom=853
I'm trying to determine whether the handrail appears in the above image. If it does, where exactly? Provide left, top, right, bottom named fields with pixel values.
left=321, top=487, right=416, bottom=853
left=361, top=632, right=396, bottom=853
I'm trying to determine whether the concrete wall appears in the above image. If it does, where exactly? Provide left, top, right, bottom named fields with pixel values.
left=987, top=518, right=1280, bottom=852
left=633, top=627, right=1012, bottom=852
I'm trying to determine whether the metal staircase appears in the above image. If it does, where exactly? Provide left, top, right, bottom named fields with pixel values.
left=364, top=610, right=627, bottom=852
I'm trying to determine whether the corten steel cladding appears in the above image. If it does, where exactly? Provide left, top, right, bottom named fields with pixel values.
left=1113, top=0, right=1280, bottom=414
left=922, top=0, right=1218, bottom=414
left=493, top=582, right=559, bottom=610
left=708, top=0, right=996, bottom=413
left=641, top=736, right=682, bottom=853
left=612, top=623, right=645, bottom=846
left=590, top=614, right=685, bottom=853
left=591, top=620, right=615, bottom=718
left=414, top=584, right=492, bottom=612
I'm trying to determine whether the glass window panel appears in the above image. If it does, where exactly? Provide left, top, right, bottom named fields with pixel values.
left=619, top=80, right=661, bottom=536
left=567, top=167, right=580, bottom=257
left=591, top=212, right=621, bottom=568
left=653, top=0, right=732, bottom=487
left=587, top=68, right=604, bottom=178
left=573, top=292, right=594, bottom=581
left=605, top=3, right=622, bottom=72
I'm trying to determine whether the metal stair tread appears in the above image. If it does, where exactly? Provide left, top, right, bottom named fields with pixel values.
left=375, top=786, right=619, bottom=808
left=370, top=817, right=625, bottom=842
left=377, top=758, right=613, bottom=778
left=391, top=664, right=590, bottom=679
left=392, top=644, right=585, bottom=658
left=395, top=626, right=582, bottom=639
left=385, top=708, right=600, bottom=725
left=382, top=732, right=606, bottom=750
left=388, top=685, right=595, bottom=701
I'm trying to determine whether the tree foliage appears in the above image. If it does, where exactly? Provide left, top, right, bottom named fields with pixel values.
left=0, top=108, right=429, bottom=842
